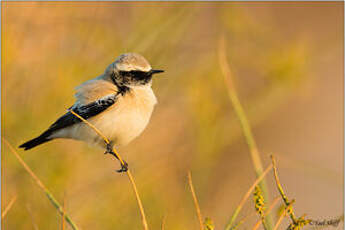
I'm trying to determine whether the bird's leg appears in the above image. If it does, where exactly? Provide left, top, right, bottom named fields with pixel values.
left=104, top=141, right=129, bottom=173
left=116, top=160, right=128, bottom=173
left=104, top=141, right=114, bottom=155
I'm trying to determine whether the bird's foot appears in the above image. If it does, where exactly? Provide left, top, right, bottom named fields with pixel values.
left=104, top=142, right=114, bottom=155
left=116, top=160, right=128, bottom=173
left=104, top=142, right=129, bottom=173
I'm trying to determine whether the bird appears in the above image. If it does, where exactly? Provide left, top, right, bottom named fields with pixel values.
left=19, top=53, right=164, bottom=172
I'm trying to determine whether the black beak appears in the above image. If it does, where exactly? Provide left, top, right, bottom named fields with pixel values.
left=150, top=69, right=164, bottom=75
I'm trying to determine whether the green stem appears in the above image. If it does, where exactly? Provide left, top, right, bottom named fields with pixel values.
left=3, top=138, right=79, bottom=230
left=219, top=37, right=273, bottom=230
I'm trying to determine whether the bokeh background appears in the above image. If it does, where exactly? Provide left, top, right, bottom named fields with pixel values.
left=2, top=2, right=343, bottom=230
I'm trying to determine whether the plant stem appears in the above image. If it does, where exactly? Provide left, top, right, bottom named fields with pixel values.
left=1, top=195, right=17, bottom=219
left=188, top=171, right=204, bottom=230
left=69, top=110, right=149, bottom=230
left=225, top=164, right=273, bottom=230
left=271, top=155, right=297, bottom=223
left=2, top=138, right=79, bottom=230
left=219, top=36, right=273, bottom=230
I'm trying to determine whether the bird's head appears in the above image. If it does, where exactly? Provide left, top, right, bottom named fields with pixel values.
left=105, top=53, right=164, bottom=87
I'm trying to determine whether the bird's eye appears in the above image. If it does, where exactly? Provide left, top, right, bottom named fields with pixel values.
left=119, top=71, right=148, bottom=79
left=133, top=71, right=148, bottom=79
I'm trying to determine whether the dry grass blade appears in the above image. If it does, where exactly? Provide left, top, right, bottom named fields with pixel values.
left=127, top=170, right=149, bottom=230
left=2, top=138, right=79, bottom=230
left=69, top=110, right=125, bottom=169
left=69, top=109, right=149, bottom=230
left=273, top=203, right=294, bottom=230
left=225, top=164, right=273, bottom=230
left=61, top=194, right=66, bottom=230
left=187, top=171, right=204, bottom=230
left=218, top=36, right=266, bottom=179
left=231, top=212, right=257, bottom=230
left=161, top=215, right=166, bottom=230
left=26, top=203, right=39, bottom=230
left=252, top=197, right=280, bottom=230
left=273, top=213, right=286, bottom=230
left=1, top=195, right=17, bottom=219
left=219, top=36, right=273, bottom=230
left=271, top=155, right=297, bottom=223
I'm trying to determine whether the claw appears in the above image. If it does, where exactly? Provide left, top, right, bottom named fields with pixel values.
left=104, top=142, right=129, bottom=173
left=104, top=142, right=114, bottom=155
left=116, top=160, right=128, bottom=173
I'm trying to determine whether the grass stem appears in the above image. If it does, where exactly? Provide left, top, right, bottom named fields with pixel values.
left=2, top=138, right=79, bottom=230
left=224, top=164, right=273, bottom=230
left=161, top=215, right=167, bottom=230
left=187, top=171, right=204, bottom=230
left=271, top=155, right=297, bottom=223
left=69, top=109, right=149, bottom=230
left=61, top=193, right=66, bottom=230
left=273, top=202, right=294, bottom=230
left=252, top=197, right=280, bottom=230
left=1, top=195, right=17, bottom=219
left=219, top=36, right=273, bottom=230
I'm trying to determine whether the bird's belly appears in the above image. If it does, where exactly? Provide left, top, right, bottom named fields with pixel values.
left=89, top=88, right=156, bottom=146
left=100, top=107, right=152, bottom=146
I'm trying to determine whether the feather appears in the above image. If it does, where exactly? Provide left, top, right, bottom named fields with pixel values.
left=19, top=93, right=119, bottom=150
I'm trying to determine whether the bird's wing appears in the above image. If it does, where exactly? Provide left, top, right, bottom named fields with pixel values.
left=75, top=77, right=118, bottom=104
left=46, top=93, right=119, bottom=134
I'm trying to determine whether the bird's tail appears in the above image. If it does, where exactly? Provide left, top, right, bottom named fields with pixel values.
left=19, top=131, right=52, bottom=150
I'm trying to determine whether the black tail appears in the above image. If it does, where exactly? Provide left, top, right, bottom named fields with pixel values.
left=19, top=132, right=52, bottom=150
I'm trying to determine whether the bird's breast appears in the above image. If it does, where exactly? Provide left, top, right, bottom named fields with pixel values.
left=90, top=86, right=157, bottom=146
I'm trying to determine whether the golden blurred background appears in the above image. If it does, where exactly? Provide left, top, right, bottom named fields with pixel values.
left=2, top=2, right=343, bottom=230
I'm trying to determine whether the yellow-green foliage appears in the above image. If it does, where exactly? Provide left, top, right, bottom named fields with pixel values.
left=287, top=216, right=311, bottom=230
left=253, top=186, right=266, bottom=217
left=204, top=217, right=215, bottom=230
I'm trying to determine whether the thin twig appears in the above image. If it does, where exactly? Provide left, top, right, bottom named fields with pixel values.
left=231, top=212, right=257, bottom=230
left=273, top=203, right=294, bottom=230
left=271, top=155, right=297, bottom=223
left=218, top=36, right=266, bottom=180
left=61, top=193, right=66, bottom=230
left=273, top=212, right=286, bottom=230
left=26, top=203, right=39, bottom=230
left=252, top=197, right=280, bottom=230
left=69, top=110, right=125, bottom=168
left=69, top=109, right=149, bottom=230
left=225, top=164, right=273, bottom=230
left=219, top=36, right=273, bottom=230
left=2, top=138, right=79, bottom=230
left=161, top=215, right=167, bottom=230
left=1, top=195, right=17, bottom=219
left=127, top=170, right=148, bottom=230
left=187, top=171, right=204, bottom=230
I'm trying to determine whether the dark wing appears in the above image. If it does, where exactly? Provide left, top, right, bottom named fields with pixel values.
left=19, top=93, right=120, bottom=150
left=47, top=93, right=119, bottom=133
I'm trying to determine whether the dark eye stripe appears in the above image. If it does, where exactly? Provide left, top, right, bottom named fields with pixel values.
left=119, top=70, right=149, bottom=79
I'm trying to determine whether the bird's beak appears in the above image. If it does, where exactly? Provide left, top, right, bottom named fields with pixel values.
left=150, top=69, right=165, bottom=75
